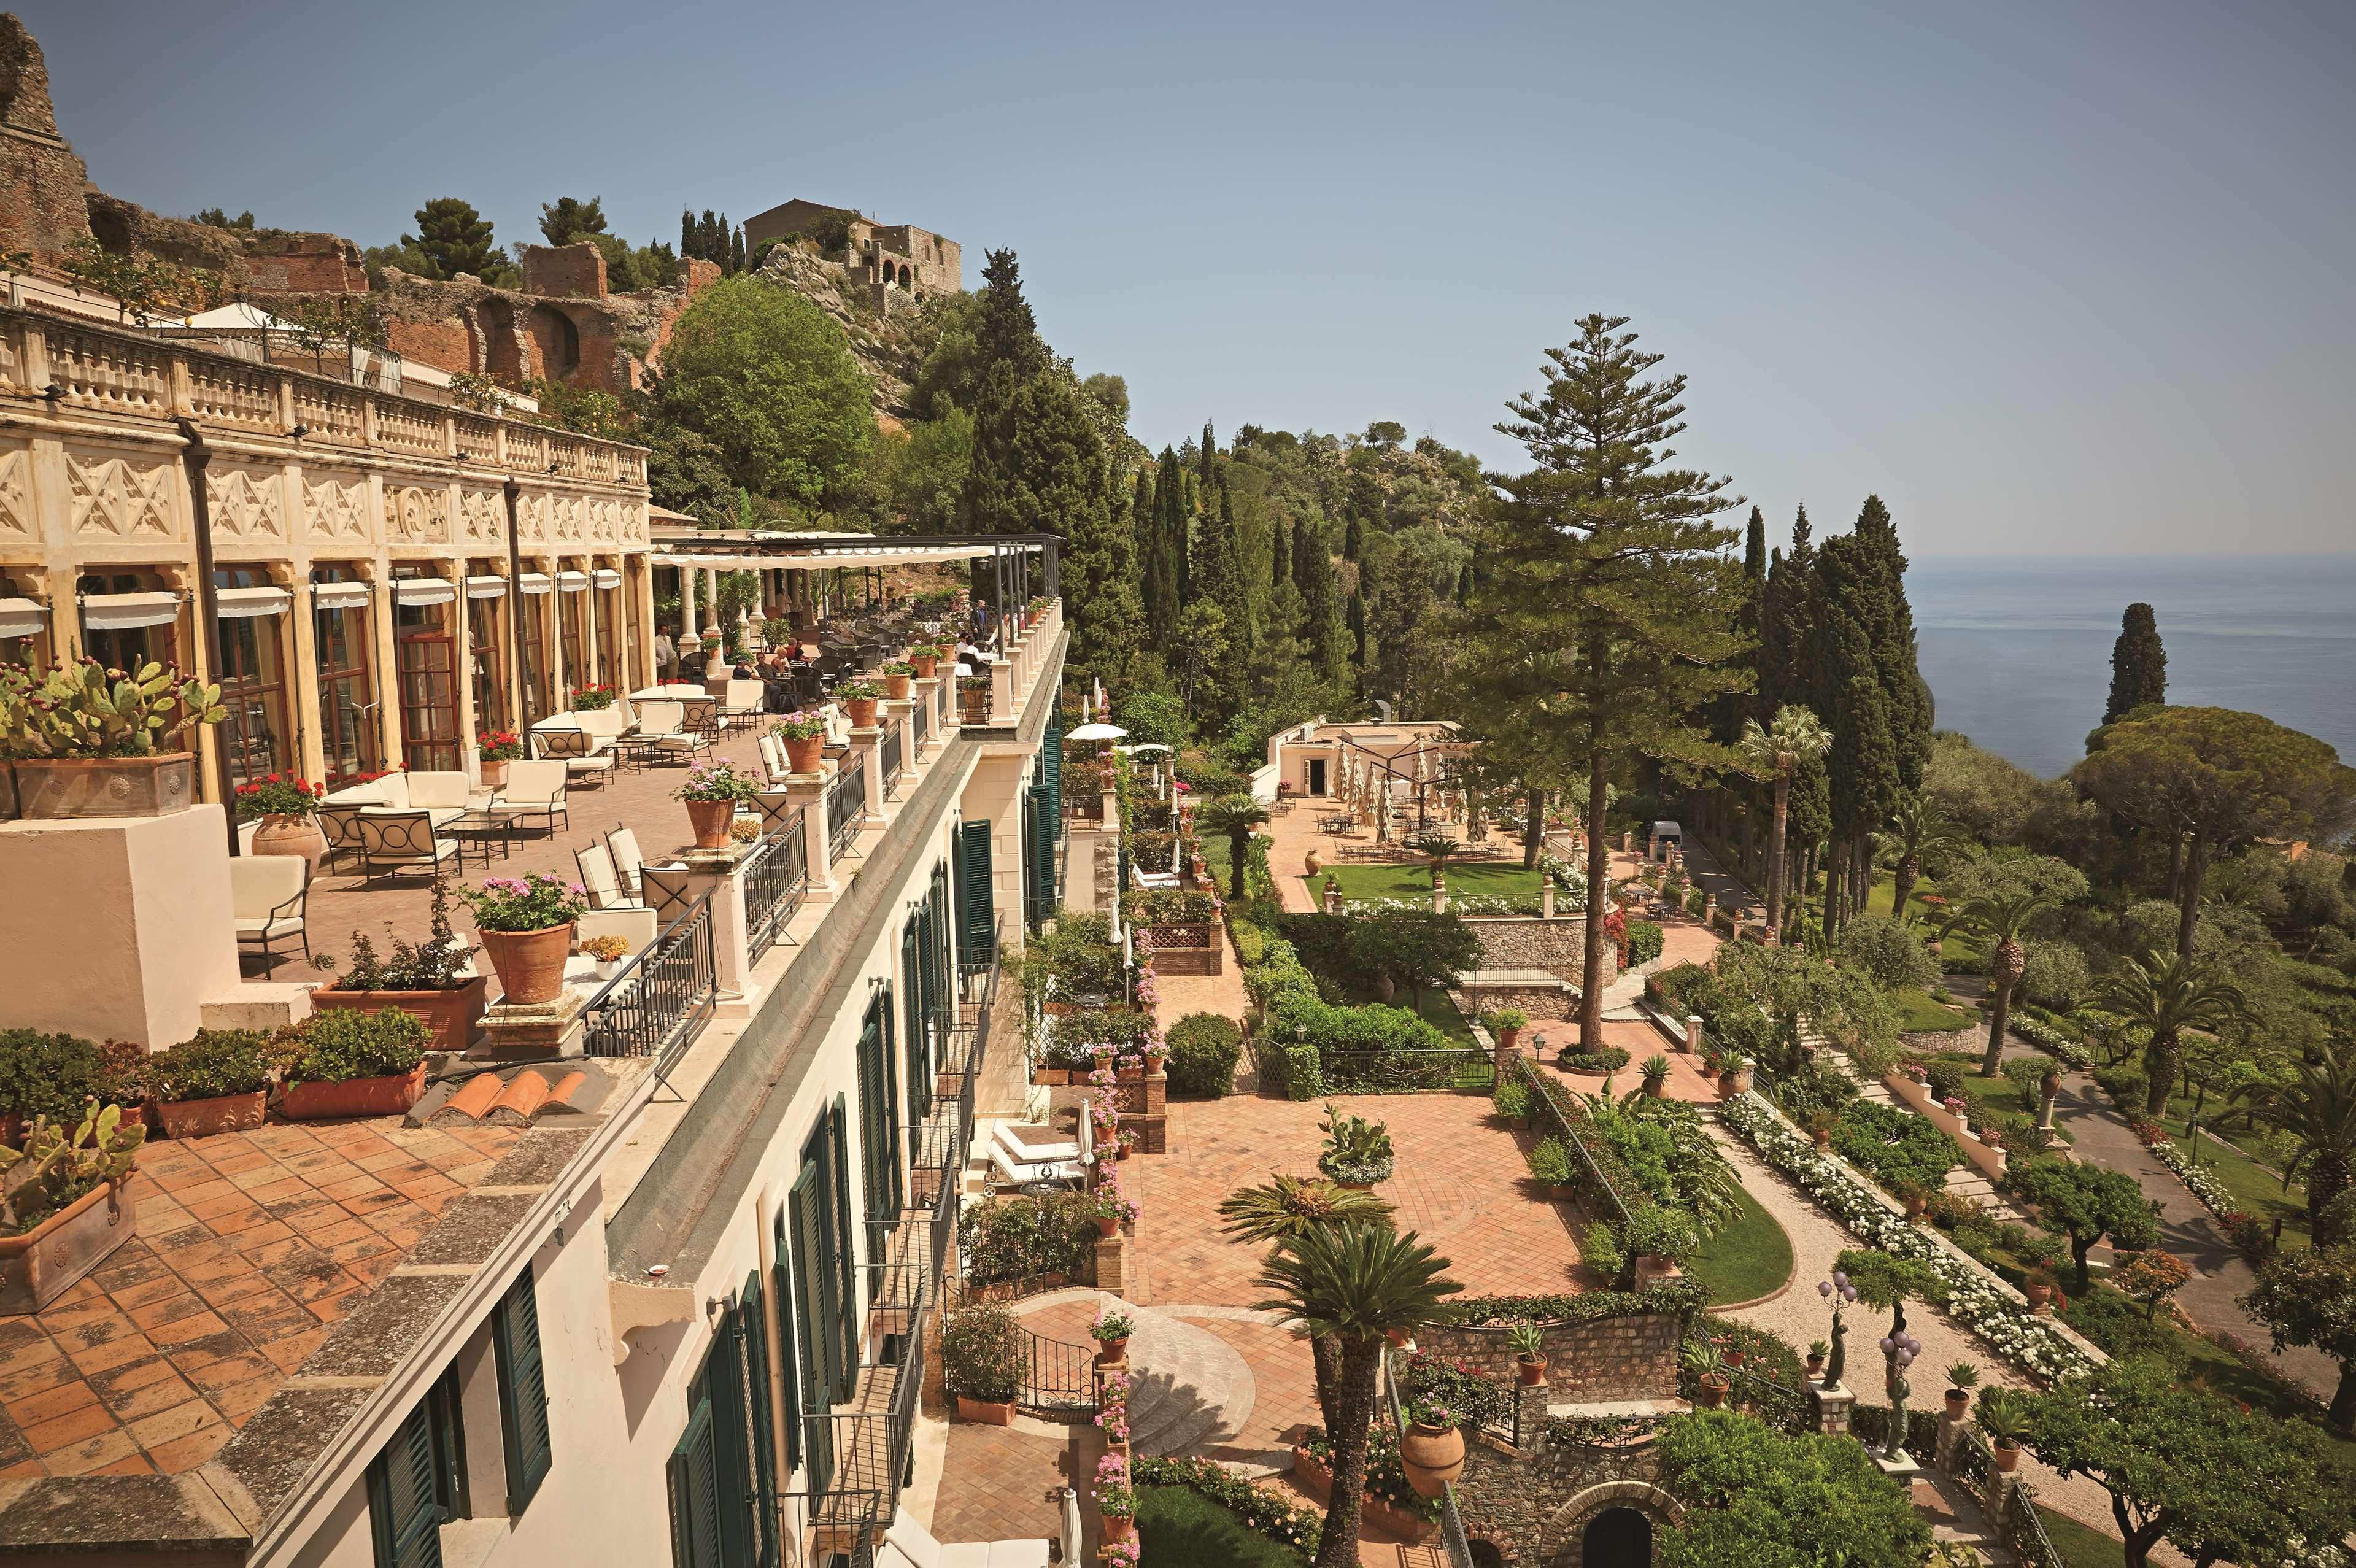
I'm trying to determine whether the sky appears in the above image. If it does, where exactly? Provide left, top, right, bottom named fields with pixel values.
left=21, top=1, right=2356, bottom=557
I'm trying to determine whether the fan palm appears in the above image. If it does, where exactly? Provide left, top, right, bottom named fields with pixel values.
left=1253, top=1223, right=1462, bottom=1568
left=1220, top=1174, right=1396, bottom=1431
left=1197, top=792, right=1270, bottom=901
left=1739, top=705, right=1831, bottom=941
left=1943, top=886, right=2066, bottom=1078
left=2098, top=948, right=2247, bottom=1119
left=1873, top=792, right=1971, bottom=927
left=2266, top=1046, right=2356, bottom=1243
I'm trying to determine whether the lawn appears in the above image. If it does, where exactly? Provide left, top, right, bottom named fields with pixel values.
left=1688, top=1184, right=1794, bottom=1305
left=2035, top=1507, right=2128, bottom=1568
left=2158, top=1110, right=2309, bottom=1243
left=1888, top=987, right=1977, bottom=1033
left=1302, top=859, right=1546, bottom=911
left=2061, top=1282, right=2330, bottom=1432
left=1137, top=1485, right=1302, bottom=1568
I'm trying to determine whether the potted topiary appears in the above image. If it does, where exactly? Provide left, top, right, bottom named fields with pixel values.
left=1945, top=1361, right=1979, bottom=1419
left=1481, top=1008, right=1527, bottom=1051
left=881, top=661, right=915, bottom=701
left=835, top=679, right=883, bottom=728
left=0, top=1102, right=145, bottom=1313
left=277, top=1006, right=432, bottom=1119
left=0, top=657, right=225, bottom=819
left=958, top=674, right=990, bottom=724
left=1091, top=1303, right=1134, bottom=1366
left=477, top=728, right=523, bottom=790
left=771, top=714, right=828, bottom=774
left=673, top=759, right=760, bottom=851
left=312, top=875, right=487, bottom=1052
left=1508, top=1320, right=1548, bottom=1386
left=1316, top=1103, right=1395, bottom=1189
left=1640, top=1053, right=1672, bottom=1098
left=941, top=1300, right=1024, bottom=1424
left=234, top=773, right=328, bottom=872
left=1399, top=1399, right=1466, bottom=1497
left=147, top=1029, right=275, bottom=1138
left=457, top=871, right=586, bottom=1006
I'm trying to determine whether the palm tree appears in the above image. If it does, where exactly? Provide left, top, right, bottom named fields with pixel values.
left=1253, top=1223, right=1462, bottom=1568
left=2098, top=948, right=2247, bottom=1119
left=1944, top=886, right=2066, bottom=1077
left=1197, top=792, right=1270, bottom=901
left=1219, top=1173, right=1398, bottom=1432
left=1739, top=705, right=1831, bottom=941
left=1407, top=832, right=1461, bottom=888
left=2266, top=1047, right=2356, bottom=1243
left=1874, top=792, right=1970, bottom=927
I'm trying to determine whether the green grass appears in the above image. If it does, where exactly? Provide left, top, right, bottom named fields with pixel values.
left=1687, top=1184, right=1794, bottom=1305
left=1888, top=987, right=1977, bottom=1033
left=2063, top=1282, right=2328, bottom=1431
left=1327, top=982, right=1481, bottom=1054
left=2034, top=1506, right=2128, bottom=1568
left=1137, top=1485, right=1303, bottom=1568
left=1302, top=860, right=1545, bottom=910
left=2159, top=1110, right=2309, bottom=1243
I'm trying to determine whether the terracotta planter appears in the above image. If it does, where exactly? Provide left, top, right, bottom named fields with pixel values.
left=249, top=813, right=328, bottom=874
left=310, top=977, right=488, bottom=1056
left=1094, top=1335, right=1128, bottom=1365
left=480, top=757, right=511, bottom=790
left=845, top=697, right=879, bottom=728
left=1812, top=1129, right=1833, bottom=1148
left=954, top=1395, right=1014, bottom=1426
left=156, top=1089, right=266, bottom=1140
left=910, top=654, right=938, bottom=679
left=1094, top=1215, right=1119, bottom=1238
left=1903, top=1194, right=1928, bottom=1221
left=1289, top=1446, right=1435, bottom=1542
left=1806, top=1354, right=1826, bottom=1380
left=1720, top=1346, right=1745, bottom=1369
left=782, top=734, right=825, bottom=774
left=1978, top=1127, right=2004, bottom=1148
left=0, top=1173, right=137, bottom=1315
left=684, top=798, right=735, bottom=851
left=961, top=689, right=988, bottom=724
left=1991, top=1439, right=2022, bottom=1473
left=1643, top=1076, right=1667, bottom=1098
left=14, top=752, right=196, bottom=819
left=1516, top=1354, right=1548, bottom=1387
left=885, top=673, right=911, bottom=700
left=1035, top=1067, right=1069, bottom=1086
left=1496, top=1026, right=1521, bottom=1052
left=1694, top=1375, right=1730, bottom=1409
left=1399, top=1421, right=1466, bottom=1497
left=280, top=1062, right=428, bottom=1121
left=1118, top=1062, right=1144, bottom=1081
left=479, top=923, right=576, bottom=1006
left=1101, top=1516, right=1135, bottom=1544
left=2025, top=1282, right=2053, bottom=1313
left=1548, top=1183, right=1576, bottom=1202
left=1945, top=1389, right=1971, bottom=1419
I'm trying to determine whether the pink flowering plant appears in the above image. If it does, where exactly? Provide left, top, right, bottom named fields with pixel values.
left=456, top=871, right=587, bottom=933
left=1094, top=1369, right=1131, bottom=1443
left=1102, top=1538, right=1140, bottom=1568
left=1086, top=1175, right=1140, bottom=1227
left=1094, top=1450, right=1137, bottom=1519
left=1091, top=1303, right=1134, bottom=1343
left=672, top=758, right=760, bottom=803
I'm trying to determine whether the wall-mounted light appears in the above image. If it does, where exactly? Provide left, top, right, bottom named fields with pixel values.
left=289, top=423, right=309, bottom=440
left=41, top=382, right=63, bottom=404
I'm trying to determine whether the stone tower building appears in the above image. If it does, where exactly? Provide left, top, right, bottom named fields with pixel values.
left=741, top=198, right=961, bottom=298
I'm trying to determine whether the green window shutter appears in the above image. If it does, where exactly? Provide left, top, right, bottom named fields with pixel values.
left=769, top=1211, right=801, bottom=1473
left=1027, top=781, right=1055, bottom=927
left=667, top=1399, right=722, bottom=1568
left=1044, top=706, right=1062, bottom=820
left=902, top=919, right=929, bottom=1119
left=369, top=1402, right=446, bottom=1568
left=827, top=1096, right=857, bottom=1396
left=855, top=995, right=900, bottom=1226
left=491, top=1267, right=552, bottom=1513
left=956, top=820, right=994, bottom=967
left=738, top=1274, right=779, bottom=1568
left=786, top=1167, right=833, bottom=1496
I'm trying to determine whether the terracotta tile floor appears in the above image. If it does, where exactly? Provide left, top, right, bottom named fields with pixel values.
left=930, top=1423, right=1083, bottom=1544
left=1125, top=1092, right=1590, bottom=1309
left=0, top=1118, right=516, bottom=1479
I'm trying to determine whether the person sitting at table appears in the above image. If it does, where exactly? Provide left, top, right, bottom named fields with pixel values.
left=731, top=655, right=757, bottom=679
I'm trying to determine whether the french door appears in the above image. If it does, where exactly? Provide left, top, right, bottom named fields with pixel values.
left=394, top=603, right=461, bottom=772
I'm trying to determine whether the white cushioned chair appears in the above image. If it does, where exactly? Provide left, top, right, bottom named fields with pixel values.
left=230, top=855, right=311, bottom=961
left=487, top=759, right=568, bottom=836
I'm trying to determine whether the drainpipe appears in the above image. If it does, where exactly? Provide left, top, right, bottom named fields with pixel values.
left=175, top=418, right=238, bottom=857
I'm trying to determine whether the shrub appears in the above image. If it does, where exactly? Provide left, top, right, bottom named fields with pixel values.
left=147, top=1030, right=276, bottom=1103
left=1620, top=1205, right=1700, bottom=1265
left=1925, top=1056, right=1972, bottom=1104
left=1227, top=916, right=1267, bottom=968
left=2093, top=1064, right=2147, bottom=1111
left=1829, top=1101, right=1962, bottom=1197
left=282, top=1008, right=430, bottom=1086
left=1558, top=1046, right=1631, bottom=1075
left=957, top=1191, right=1097, bottom=1283
left=1526, top=1137, right=1573, bottom=1186
left=1272, top=1037, right=1322, bottom=1100
left=0, top=1030, right=126, bottom=1122
left=1625, top=919, right=1665, bottom=968
left=2058, top=1284, right=2179, bottom=1359
left=1126, top=887, right=1219, bottom=925
left=1836, top=915, right=1939, bottom=992
left=1049, top=1008, right=1157, bottom=1067
left=1491, top=1079, right=1531, bottom=1120
left=1165, top=1014, right=1242, bottom=1098
left=2015, top=941, right=2090, bottom=1013
left=940, top=1301, right=1025, bottom=1402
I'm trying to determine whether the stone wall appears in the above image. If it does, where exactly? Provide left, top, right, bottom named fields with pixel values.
left=1462, top=915, right=1613, bottom=989
left=1418, top=1310, right=1682, bottom=1402
left=0, top=17, right=89, bottom=266
left=1454, top=1406, right=1682, bottom=1568
left=519, top=241, right=609, bottom=301
left=1454, top=979, right=1575, bottom=1022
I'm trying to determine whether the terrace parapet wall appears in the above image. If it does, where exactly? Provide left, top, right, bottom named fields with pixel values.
left=1419, top=1310, right=1682, bottom=1402
left=1461, top=915, right=1612, bottom=989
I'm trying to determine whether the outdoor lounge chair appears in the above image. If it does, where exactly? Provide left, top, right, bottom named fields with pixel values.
left=487, top=760, right=569, bottom=837
left=535, top=725, right=616, bottom=789
left=354, top=810, right=462, bottom=885
left=574, top=841, right=643, bottom=911
left=720, top=679, right=765, bottom=733
left=230, top=855, right=311, bottom=961
left=605, top=825, right=647, bottom=901
left=631, top=701, right=711, bottom=765
left=987, top=1122, right=1083, bottom=1191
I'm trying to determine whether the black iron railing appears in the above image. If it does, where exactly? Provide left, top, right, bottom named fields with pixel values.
left=1517, top=1057, right=1634, bottom=1229
left=910, top=695, right=929, bottom=757
left=1439, top=1485, right=1475, bottom=1568
left=828, top=755, right=868, bottom=860
left=743, top=825, right=806, bottom=962
left=2006, top=1482, right=2064, bottom=1568
left=582, top=889, right=716, bottom=1076
left=879, top=722, right=905, bottom=798
left=1014, top=1326, right=1102, bottom=1417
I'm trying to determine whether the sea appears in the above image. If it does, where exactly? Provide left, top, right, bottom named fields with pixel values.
left=1906, top=554, right=2356, bottom=780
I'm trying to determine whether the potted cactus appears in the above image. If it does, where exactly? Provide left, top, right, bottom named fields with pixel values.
left=0, top=657, right=226, bottom=819
left=1682, top=1339, right=1731, bottom=1408
left=1640, top=1053, right=1672, bottom=1097
left=1945, top=1361, right=1979, bottom=1419
left=1316, top=1103, right=1395, bottom=1188
left=1977, top=1388, right=2028, bottom=1473
left=1806, top=1338, right=1829, bottom=1380
left=0, top=1102, right=145, bottom=1313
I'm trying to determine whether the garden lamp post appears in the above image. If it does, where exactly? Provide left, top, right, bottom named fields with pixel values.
left=1817, top=1272, right=1859, bottom=1388
left=1877, top=1329, right=1921, bottom=1465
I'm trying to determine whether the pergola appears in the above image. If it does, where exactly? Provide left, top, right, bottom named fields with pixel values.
left=1324, top=723, right=1470, bottom=841
left=649, top=531, right=1060, bottom=644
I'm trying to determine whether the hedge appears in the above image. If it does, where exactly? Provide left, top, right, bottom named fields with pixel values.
left=1132, top=1456, right=1324, bottom=1563
left=1166, top=1013, right=1243, bottom=1098
left=1436, top=1280, right=1707, bottom=1327
left=1626, top=918, right=1665, bottom=968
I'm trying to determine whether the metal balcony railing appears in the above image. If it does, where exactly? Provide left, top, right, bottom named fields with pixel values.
left=828, top=754, right=868, bottom=861
left=581, top=889, right=716, bottom=1083
left=743, top=825, right=807, bottom=962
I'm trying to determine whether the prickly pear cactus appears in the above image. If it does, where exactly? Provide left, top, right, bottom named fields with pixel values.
left=0, top=1100, right=144, bottom=1235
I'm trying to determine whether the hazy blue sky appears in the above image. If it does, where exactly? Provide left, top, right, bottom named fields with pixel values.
left=21, top=1, right=2354, bottom=555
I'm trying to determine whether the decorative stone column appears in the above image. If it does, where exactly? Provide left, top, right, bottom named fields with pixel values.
left=2037, top=1073, right=2061, bottom=1130
left=1685, top=1016, right=1704, bottom=1053
left=1808, top=1381, right=1855, bottom=1437
left=1323, top=881, right=1343, bottom=915
left=781, top=766, right=837, bottom=903
left=851, top=725, right=885, bottom=819
left=1541, top=881, right=1556, bottom=919
left=988, top=657, right=1016, bottom=720
left=672, top=840, right=762, bottom=1018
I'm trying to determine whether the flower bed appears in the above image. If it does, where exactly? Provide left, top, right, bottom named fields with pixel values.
left=1132, top=1456, right=1324, bottom=1562
left=1720, top=1092, right=2099, bottom=1385
left=2137, top=1128, right=2238, bottom=1218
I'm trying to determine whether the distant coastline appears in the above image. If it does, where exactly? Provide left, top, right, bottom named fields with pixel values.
left=1907, top=554, right=2355, bottom=779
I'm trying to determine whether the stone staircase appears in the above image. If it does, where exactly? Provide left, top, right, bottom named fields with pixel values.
left=1118, top=1303, right=1259, bottom=1460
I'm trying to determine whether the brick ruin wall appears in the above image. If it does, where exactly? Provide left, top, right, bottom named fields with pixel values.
left=1462, top=916, right=1614, bottom=989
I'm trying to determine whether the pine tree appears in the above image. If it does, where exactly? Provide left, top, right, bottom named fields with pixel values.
left=2104, top=603, right=2168, bottom=723
left=403, top=198, right=501, bottom=281
left=1343, top=512, right=1362, bottom=562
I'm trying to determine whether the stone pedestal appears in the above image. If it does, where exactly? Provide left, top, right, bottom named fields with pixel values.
left=674, top=841, right=763, bottom=1018
left=1323, top=882, right=1343, bottom=914
left=0, top=806, right=241, bottom=1048
left=1702, top=893, right=1716, bottom=923
left=1872, top=1450, right=1922, bottom=1481
left=1934, top=1411, right=1965, bottom=1472
left=1683, top=1015, right=1703, bottom=1052
left=781, top=770, right=836, bottom=902
left=1093, top=1234, right=1126, bottom=1296
left=1808, top=1381, right=1855, bottom=1437
left=1541, top=882, right=1556, bottom=919
left=849, top=726, right=884, bottom=817
left=474, top=989, right=587, bottom=1058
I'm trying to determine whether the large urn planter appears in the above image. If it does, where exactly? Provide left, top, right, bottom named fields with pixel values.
left=13, top=753, right=196, bottom=819
left=156, top=1089, right=267, bottom=1140
left=479, top=924, right=575, bottom=1006
left=250, top=813, right=329, bottom=873
left=954, top=1395, right=1014, bottom=1426
left=1399, top=1420, right=1466, bottom=1497
left=684, top=798, right=736, bottom=851
left=960, top=687, right=989, bottom=725
left=312, top=977, right=489, bottom=1056
left=884, top=673, right=912, bottom=701
left=783, top=734, right=827, bottom=774
left=280, top=1061, right=428, bottom=1121
left=0, top=1175, right=139, bottom=1315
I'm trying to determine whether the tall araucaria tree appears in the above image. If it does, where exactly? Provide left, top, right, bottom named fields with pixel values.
left=1466, top=315, right=1749, bottom=1049
left=2104, top=602, right=2168, bottom=723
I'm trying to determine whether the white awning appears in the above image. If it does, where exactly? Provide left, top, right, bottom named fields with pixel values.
left=215, top=585, right=292, bottom=620
left=392, top=577, right=457, bottom=607
left=556, top=570, right=589, bottom=593
left=465, top=575, right=508, bottom=600
left=311, top=581, right=371, bottom=611
left=517, top=573, right=553, bottom=595
left=593, top=568, right=622, bottom=589
left=81, top=591, right=182, bottom=631
left=0, top=597, right=48, bottom=638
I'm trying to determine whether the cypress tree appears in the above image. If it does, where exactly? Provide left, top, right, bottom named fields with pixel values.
left=729, top=224, right=746, bottom=275
left=959, top=250, right=1049, bottom=535
left=1744, top=505, right=1767, bottom=582
left=1343, top=512, right=1362, bottom=562
left=2104, top=603, right=2168, bottom=722
left=680, top=207, right=695, bottom=259
left=1141, top=447, right=1183, bottom=643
